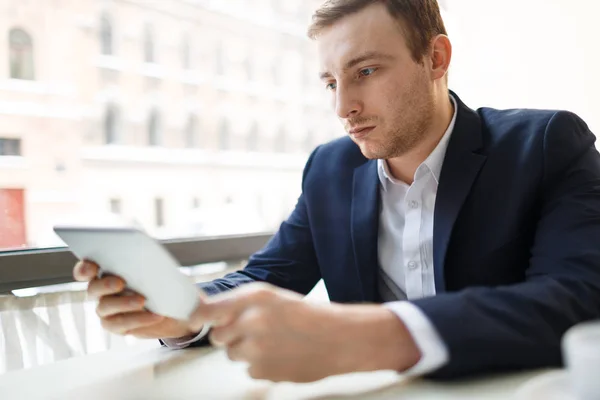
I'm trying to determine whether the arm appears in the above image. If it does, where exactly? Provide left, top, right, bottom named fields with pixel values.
left=414, top=111, right=600, bottom=379
left=199, top=147, right=323, bottom=297
left=163, top=147, right=323, bottom=347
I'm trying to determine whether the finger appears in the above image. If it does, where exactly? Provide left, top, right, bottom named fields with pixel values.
left=101, top=311, right=164, bottom=335
left=190, top=284, right=272, bottom=331
left=225, top=338, right=251, bottom=362
left=88, top=276, right=126, bottom=298
left=210, top=320, right=243, bottom=347
left=190, top=295, right=244, bottom=332
left=96, top=294, right=146, bottom=318
left=73, top=260, right=99, bottom=282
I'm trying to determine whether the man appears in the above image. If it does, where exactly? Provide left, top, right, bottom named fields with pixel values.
left=74, top=0, right=600, bottom=382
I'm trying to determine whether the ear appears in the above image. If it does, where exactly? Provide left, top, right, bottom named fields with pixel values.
left=429, top=34, right=452, bottom=81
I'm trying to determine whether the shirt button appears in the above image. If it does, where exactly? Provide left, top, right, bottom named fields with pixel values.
left=408, top=200, right=419, bottom=209
left=407, top=261, right=418, bottom=270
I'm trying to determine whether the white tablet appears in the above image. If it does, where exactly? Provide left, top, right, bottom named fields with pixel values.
left=54, top=225, right=200, bottom=321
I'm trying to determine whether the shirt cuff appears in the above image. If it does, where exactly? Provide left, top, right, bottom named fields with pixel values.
left=383, top=301, right=449, bottom=376
left=161, top=323, right=211, bottom=349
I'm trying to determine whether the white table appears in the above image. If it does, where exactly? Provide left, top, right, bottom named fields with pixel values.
left=0, top=342, right=559, bottom=399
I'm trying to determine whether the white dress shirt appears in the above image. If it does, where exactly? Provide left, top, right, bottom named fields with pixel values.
left=165, top=96, right=458, bottom=377
left=378, top=95, right=458, bottom=375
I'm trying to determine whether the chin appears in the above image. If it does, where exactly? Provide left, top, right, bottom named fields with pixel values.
left=355, top=141, right=384, bottom=160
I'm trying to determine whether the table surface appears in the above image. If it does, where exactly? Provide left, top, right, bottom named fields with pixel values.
left=0, top=342, right=560, bottom=400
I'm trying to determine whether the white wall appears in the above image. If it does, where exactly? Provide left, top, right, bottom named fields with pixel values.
left=444, top=0, right=600, bottom=135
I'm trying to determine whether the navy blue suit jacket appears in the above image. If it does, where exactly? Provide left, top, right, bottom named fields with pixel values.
left=194, top=92, right=600, bottom=379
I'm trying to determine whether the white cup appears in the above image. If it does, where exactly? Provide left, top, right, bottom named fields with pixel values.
left=562, top=320, right=600, bottom=400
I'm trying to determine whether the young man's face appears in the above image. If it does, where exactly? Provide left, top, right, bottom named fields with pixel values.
left=317, top=3, right=436, bottom=160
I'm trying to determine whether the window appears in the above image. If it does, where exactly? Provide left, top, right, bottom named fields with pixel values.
left=218, top=119, right=230, bottom=150
left=245, top=56, right=253, bottom=81
left=215, top=42, right=225, bottom=75
left=185, top=115, right=197, bottom=148
left=304, top=129, right=314, bottom=152
left=148, top=109, right=161, bottom=146
left=143, top=23, right=155, bottom=63
left=271, top=61, right=280, bottom=86
left=274, top=127, right=287, bottom=153
left=181, top=33, right=191, bottom=69
left=155, top=197, right=164, bottom=227
left=104, top=104, right=119, bottom=144
left=109, top=198, right=122, bottom=214
left=1, top=2, right=320, bottom=256
left=247, top=121, right=259, bottom=151
left=100, top=13, right=113, bottom=55
left=9, top=28, right=34, bottom=80
left=0, top=138, right=21, bottom=156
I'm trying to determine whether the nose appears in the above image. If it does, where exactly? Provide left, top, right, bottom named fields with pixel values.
left=334, top=85, right=362, bottom=119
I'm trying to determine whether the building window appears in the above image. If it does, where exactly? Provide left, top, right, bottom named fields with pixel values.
left=215, top=42, right=225, bottom=75
left=0, top=138, right=21, bottom=156
left=100, top=13, right=113, bottom=55
left=245, top=56, right=253, bottom=81
left=192, top=197, right=200, bottom=209
left=143, top=23, right=155, bottom=63
left=246, top=121, right=259, bottom=151
left=274, top=127, right=287, bottom=153
left=104, top=104, right=119, bottom=144
left=9, top=28, right=34, bottom=80
left=109, top=198, right=122, bottom=214
left=185, top=115, right=197, bottom=148
left=304, top=129, right=314, bottom=152
left=218, top=118, right=230, bottom=150
left=148, top=109, right=161, bottom=146
left=155, top=197, right=164, bottom=227
left=271, top=62, right=280, bottom=86
left=181, top=33, right=191, bottom=69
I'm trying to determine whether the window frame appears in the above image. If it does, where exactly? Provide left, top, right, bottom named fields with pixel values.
left=0, top=233, right=273, bottom=293
left=9, top=27, right=35, bottom=80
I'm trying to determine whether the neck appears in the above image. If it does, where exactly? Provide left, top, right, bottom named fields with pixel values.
left=385, top=93, right=454, bottom=184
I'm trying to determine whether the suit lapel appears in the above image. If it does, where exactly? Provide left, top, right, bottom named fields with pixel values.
left=433, top=93, right=487, bottom=293
left=351, top=159, right=380, bottom=302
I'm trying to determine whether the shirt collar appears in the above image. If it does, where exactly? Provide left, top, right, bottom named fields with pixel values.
left=377, top=94, right=458, bottom=191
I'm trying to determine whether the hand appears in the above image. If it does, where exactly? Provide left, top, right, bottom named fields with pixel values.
left=190, top=282, right=421, bottom=382
left=73, top=260, right=199, bottom=340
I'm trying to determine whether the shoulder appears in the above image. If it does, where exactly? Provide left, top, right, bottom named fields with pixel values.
left=477, top=107, right=595, bottom=152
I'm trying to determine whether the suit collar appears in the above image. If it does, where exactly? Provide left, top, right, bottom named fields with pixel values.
left=432, top=91, right=487, bottom=292
left=350, top=90, right=486, bottom=298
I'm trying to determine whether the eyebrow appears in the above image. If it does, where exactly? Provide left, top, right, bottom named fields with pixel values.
left=319, top=51, right=395, bottom=80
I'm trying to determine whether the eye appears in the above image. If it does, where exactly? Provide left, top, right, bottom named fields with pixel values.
left=359, top=67, right=377, bottom=77
left=325, top=82, right=337, bottom=91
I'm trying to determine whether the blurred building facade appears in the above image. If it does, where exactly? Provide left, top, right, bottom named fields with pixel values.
left=0, top=0, right=340, bottom=248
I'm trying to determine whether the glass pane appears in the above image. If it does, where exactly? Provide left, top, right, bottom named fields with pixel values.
left=144, top=24, right=155, bottom=63
left=0, top=138, right=21, bottom=156
left=100, top=15, right=113, bottom=55
left=9, top=28, right=34, bottom=80
left=0, top=1, right=331, bottom=252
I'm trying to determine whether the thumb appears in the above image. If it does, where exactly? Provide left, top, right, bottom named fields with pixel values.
left=188, top=290, right=249, bottom=332
left=188, top=293, right=209, bottom=332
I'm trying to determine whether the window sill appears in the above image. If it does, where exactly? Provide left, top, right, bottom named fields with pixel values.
left=141, top=63, right=166, bottom=79
left=95, top=55, right=126, bottom=71
left=0, top=80, right=75, bottom=96
left=81, top=145, right=307, bottom=170
left=0, top=156, right=27, bottom=168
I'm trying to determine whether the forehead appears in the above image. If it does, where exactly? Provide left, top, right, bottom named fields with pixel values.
left=315, top=3, right=409, bottom=72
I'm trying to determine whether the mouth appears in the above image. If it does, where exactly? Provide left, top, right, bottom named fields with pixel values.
left=349, top=126, right=375, bottom=139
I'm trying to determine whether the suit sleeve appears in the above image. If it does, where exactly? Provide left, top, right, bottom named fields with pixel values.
left=413, top=111, right=600, bottom=379
left=162, top=147, right=323, bottom=348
